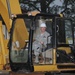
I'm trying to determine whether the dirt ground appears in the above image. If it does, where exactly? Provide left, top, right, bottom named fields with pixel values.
left=0, top=72, right=75, bottom=75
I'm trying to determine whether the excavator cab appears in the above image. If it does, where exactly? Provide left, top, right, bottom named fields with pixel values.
left=9, top=14, right=34, bottom=72
left=9, top=13, right=75, bottom=73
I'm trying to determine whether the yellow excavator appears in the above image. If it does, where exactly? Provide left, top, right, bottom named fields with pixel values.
left=0, top=0, right=39, bottom=72
left=9, top=13, right=75, bottom=75
left=0, top=0, right=75, bottom=75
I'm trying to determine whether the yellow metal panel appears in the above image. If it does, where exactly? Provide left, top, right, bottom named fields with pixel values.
left=0, top=55, right=3, bottom=64
left=13, top=19, right=28, bottom=49
left=34, top=64, right=75, bottom=72
left=0, top=65, right=3, bottom=70
left=0, top=0, right=11, bottom=32
left=9, top=0, right=22, bottom=14
left=0, top=0, right=8, bottom=9
left=58, top=47, right=71, bottom=54
left=0, top=0, right=22, bottom=14
left=0, top=21, right=6, bottom=65
left=34, top=65, right=58, bottom=72
left=53, top=49, right=56, bottom=64
left=0, top=0, right=22, bottom=32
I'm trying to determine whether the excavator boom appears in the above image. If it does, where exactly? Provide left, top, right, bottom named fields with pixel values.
left=0, top=0, right=28, bottom=71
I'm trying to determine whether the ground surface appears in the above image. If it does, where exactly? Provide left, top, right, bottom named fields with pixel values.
left=0, top=72, right=75, bottom=75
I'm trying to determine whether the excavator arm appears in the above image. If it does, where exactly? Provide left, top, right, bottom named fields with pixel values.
left=0, top=0, right=29, bottom=70
left=0, top=0, right=22, bottom=32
